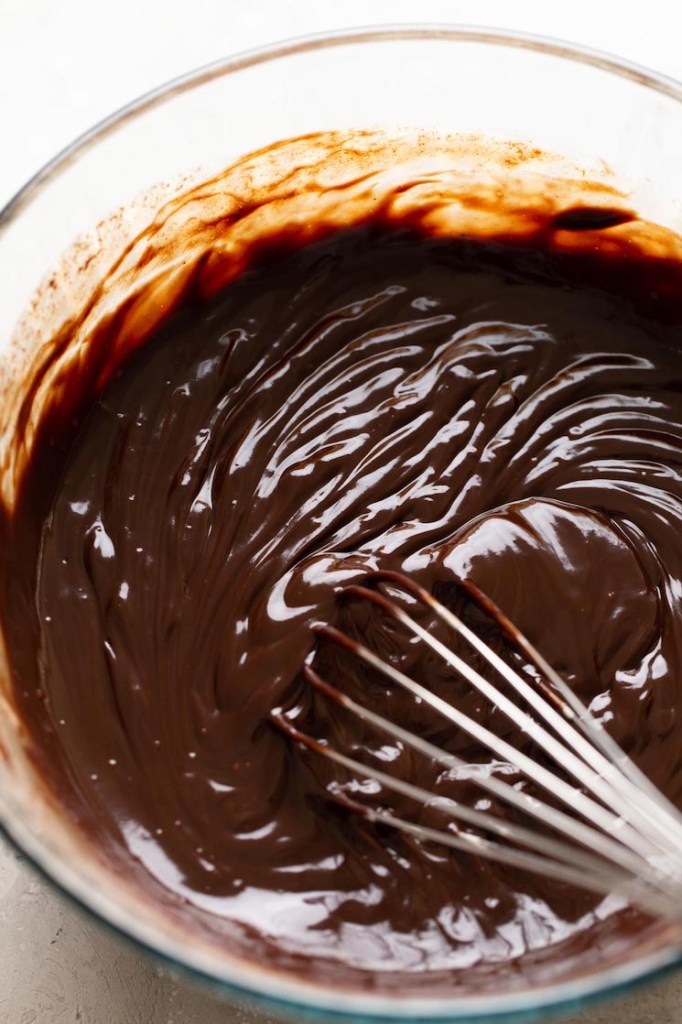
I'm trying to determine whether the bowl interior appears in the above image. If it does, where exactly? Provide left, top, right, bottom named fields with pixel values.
left=1, top=27, right=682, bottom=1022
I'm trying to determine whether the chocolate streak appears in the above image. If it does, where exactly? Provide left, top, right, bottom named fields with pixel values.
left=4, top=168, right=682, bottom=993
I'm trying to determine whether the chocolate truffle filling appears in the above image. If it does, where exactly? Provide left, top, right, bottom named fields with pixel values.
left=3, top=151, right=682, bottom=992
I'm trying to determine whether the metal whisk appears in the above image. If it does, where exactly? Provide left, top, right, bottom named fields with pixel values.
left=272, top=571, right=682, bottom=926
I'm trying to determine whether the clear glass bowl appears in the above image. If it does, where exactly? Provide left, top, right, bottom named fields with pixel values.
left=1, top=25, right=682, bottom=1023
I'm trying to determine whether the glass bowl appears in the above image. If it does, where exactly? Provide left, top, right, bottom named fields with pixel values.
left=1, top=25, right=682, bottom=1023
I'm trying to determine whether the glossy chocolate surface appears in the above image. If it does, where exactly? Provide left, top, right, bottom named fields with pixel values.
left=4, top=168, right=682, bottom=992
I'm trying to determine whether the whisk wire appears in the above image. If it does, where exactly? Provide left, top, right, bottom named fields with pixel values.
left=331, top=591, right=674, bottom=866
left=273, top=704, right=626, bottom=887
left=274, top=571, right=682, bottom=924
left=462, top=576, right=681, bottom=814
left=347, top=575, right=682, bottom=858
left=405, top=573, right=682, bottom=849
left=297, top=657, right=659, bottom=881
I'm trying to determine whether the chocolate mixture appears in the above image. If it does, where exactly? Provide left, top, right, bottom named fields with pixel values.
left=3, top=166, right=682, bottom=992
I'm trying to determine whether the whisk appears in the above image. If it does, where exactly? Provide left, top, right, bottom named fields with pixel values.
left=272, top=570, right=682, bottom=926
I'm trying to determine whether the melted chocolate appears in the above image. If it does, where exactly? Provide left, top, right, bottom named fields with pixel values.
left=4, top=204, right=682, bottom=993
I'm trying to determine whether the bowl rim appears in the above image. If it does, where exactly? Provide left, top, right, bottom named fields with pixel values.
left=1, top=23, right=682, bottom=1022
left=2, top=22, right=682, bottom=229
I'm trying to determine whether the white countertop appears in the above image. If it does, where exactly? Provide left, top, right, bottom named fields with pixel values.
left=2, top=2, right=682, bottom=1022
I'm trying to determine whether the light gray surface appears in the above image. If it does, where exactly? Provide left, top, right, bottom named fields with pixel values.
left=3, top=3, right=682, bottom=1023
left=1, top=841, right=680, bottom=1024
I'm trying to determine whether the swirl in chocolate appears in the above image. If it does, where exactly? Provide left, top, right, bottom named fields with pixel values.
left=4, top=135, right=682, bottom=994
